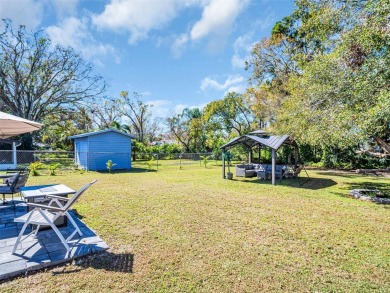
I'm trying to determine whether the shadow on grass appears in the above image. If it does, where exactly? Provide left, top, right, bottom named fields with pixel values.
left=75, top=251, right=134, bottom=273
left=72, top=208, right=84, bottom=219
left=51, top=251, right=134, bottom=275
left=240, top=176, right=337, bottom=190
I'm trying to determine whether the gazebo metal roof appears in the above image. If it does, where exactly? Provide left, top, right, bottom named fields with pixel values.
left=220, top=134, right=295, bottom=151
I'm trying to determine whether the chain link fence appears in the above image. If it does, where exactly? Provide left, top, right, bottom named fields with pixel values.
left=0, top=150, right=13, bottom=164
left=135, top=152, right=216, bottom=170
left=0, top=150, right=75, bottom=169
left=0, top=150, right=219, bottom=171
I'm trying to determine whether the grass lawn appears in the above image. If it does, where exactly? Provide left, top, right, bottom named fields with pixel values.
left=1, top=161, right=389, bottom=292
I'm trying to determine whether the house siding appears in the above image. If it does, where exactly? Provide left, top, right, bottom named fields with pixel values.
left=74, top=137, right=89, bottom=169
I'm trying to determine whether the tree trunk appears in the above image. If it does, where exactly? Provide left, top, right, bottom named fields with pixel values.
left=373, top=137, right=390, bottom=154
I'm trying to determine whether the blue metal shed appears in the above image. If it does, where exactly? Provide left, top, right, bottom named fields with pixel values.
left=69, top=129, right=136, bottom=171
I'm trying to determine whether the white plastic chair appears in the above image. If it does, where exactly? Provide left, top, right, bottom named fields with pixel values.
left=12, top=180, right=97, bottom=254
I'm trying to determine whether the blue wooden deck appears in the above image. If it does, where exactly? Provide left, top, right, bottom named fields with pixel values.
left=0, top=199, right=108, bottom=281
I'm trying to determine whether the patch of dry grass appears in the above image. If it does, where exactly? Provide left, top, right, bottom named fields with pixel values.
left=1, top=162, right=389, bottom=292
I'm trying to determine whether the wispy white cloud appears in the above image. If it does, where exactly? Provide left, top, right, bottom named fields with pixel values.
left=0, top=0, right=44, bottom=29
left=92, top=0, right=183, bottom=44
left=255, top=11, right=277, bottom=31
left=147, top=99, right=171, bottom=118
left=225, top=84, right=246, bottom=94
left=230, top=12, right=276, bottom=69
left=171, top=34, right=189, bottom=59
left=147, top=100, right=207, bottom=118
left=231, top=34, right=254, bottom=69
left=190, top=0, right=250, bottom=41
left=171, top=0, right=251, bottom=55
left=51, top=0, right=79, bottom=19
left=92, top=0, right=251, bottom=55
left=46, top=17, right=120, bottom=65
left=174, top=103, right=188, bottom=115
left=201, top=75, right=245, bottom=92
left=140, top=91, right=152, bottom=97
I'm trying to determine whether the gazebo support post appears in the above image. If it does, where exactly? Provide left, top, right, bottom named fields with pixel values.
left=222, top=150, right=226, bottom=179
left=271, top=149, right=276, bottom=185
left=294, top=146, right=299, bottom=166
left=248, top=148, right=252, bottom=164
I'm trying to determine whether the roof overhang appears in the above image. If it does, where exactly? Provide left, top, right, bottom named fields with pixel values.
left=68, top=128, right=136, bottom=139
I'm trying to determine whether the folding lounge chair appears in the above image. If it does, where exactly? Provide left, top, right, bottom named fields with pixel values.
left=12, top=180, right=97, bottom=254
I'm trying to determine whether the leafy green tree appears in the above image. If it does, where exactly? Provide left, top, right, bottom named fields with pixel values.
left=275, top=0, right=390, bottom=154
left=40, top=107, right=93, bottom=150
left=248, top=0, right=390, bottom=159
left=203, top=92, right=254, bottom=136
left=166, top=108, right=206, bottom=152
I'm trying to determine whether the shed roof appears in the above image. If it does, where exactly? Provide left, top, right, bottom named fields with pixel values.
left=220, top=134, right=294, bottom=150
left=68, top=128, right=136, bottom=140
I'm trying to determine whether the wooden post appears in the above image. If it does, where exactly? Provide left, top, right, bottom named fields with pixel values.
left=271, top=148, right=276, bottom=185
left=248, top=148, right=252, bottom=164
left=222, top=150, right=225, bottom=179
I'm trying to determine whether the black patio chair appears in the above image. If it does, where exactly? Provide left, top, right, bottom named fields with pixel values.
left=0, top=173, right=29, bottom=205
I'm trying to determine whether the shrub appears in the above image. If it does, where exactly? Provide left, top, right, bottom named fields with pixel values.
left=29, top=162, right=44, bottom=176
left=106, top=160, right=117, bottom=173
left=200, top=155, right=210, bottom=168
left=147, top=157, right=154, bottom=171
left=48, top=163, right=61, bottom=176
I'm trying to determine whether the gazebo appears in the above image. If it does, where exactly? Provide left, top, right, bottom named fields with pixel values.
left=220, top=130, right=299, bottom=185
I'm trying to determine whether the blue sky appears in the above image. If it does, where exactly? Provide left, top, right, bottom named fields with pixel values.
left=0, top=0, right=295, bottom=119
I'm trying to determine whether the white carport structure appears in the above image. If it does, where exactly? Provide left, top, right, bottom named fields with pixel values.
left=220, top=131, right=299, bottom=185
